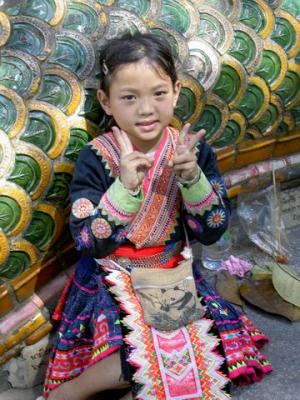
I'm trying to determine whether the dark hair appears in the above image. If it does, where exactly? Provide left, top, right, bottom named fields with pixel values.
left=99, top=31, right=178, bottom=95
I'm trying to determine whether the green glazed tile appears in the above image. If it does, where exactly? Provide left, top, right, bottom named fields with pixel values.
left=23, top=210, right=55, bottom=250
left=65, top=128, right=92, bottom=161
left=37, top=74, right=72, bottom=113
left=213, top=120, right=241, bottom=148
left=0, top=0, right=21, bottom=16
left=254, top=103, right=279, bottom=133
left=256, top=49, right=281, bottom=87
left=21, top=110, right=55, bottom=153
left=281, top=0, right=300, bottom=20
left=271, top=15, right=297, bottom=53
left=115, top=0, right=150, bottom=17
left=45, top=172, right=72, bottom=207
left=291, top=103, right=300, bottom=126
left=8, top=155, right=41, bottom=194
left=175, top=87, right=197, bottom=123
left=229, top=29, right=257, bottom=66
left=0, top=251, right=30, bottom=279
left=158, top=0, right=191, bottom=35
left=63, top=1, right=99, bottom=35
left=0, top=195, right=21, bottom=234
left=79, top=89, right=103, bottom=125
left=237, top=84, right=265, bottom=120
left=22, top=0, right=56, bottom=22
left=0, top=51, right=40, bottom=97
left=193, top=105, right=222, bottom=141
left=213, top=64, right=241, bottom=104
left=49, top=31, right=95, bottom=79
left=8, top=17, right=55, bottom=60
left=239, top=0, right=266, bottom=34
left=275, top=70, right=300, bottom=108
left=0, top=94, right=17, bottom=134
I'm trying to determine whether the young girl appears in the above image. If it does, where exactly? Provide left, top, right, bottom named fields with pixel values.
left=43, top=32, right=271, bottom=400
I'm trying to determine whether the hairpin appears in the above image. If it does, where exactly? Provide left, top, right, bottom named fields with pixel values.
left=102, top=61, right=109, bottom=76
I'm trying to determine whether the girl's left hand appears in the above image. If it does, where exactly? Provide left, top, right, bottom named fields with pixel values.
left=169, top=123, right=206, bottom=181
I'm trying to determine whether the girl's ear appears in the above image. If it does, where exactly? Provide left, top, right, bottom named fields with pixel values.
left=173, top=80, right=182, bottom=107
left=97, top=89, right=112, bottom=115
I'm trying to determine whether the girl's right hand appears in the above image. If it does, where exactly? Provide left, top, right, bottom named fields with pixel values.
left=112, top=126, right=153, bottom=191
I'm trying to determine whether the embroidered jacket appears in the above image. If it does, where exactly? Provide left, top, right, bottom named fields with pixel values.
left=70, top=127, right=230, bottom=258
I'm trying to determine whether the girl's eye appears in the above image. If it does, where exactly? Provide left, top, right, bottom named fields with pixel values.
left=121, top=95, right=135, bottom=101
left=155, top=91, right=167, bottom=97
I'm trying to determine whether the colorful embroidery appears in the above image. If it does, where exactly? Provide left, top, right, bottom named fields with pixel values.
left=76, top=226, right=92, bottom=249
left=91, top=218, right=112, bottom=239
left=207, top=208, right=226, bottom=228
left=185, top=215, right=203, bottom=233
left=72, top=198, right=94, bottom=219
left=101, top=260, right=230, bottom=400
left=211, top=178, right=227, bottom=197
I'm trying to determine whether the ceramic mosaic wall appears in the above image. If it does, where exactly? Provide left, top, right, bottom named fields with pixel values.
left=0, top=0, right=299, bottom=283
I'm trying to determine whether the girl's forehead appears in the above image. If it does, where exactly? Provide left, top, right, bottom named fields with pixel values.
left=112, top=59, right=171, bottom=84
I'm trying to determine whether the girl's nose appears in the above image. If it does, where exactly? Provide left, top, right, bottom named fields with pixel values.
left=138, top=99, right=154, bottom=115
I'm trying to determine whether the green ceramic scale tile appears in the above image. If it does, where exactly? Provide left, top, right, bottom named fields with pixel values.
left=0, top=0, right=21, bottom=16
left=63, top=0, right=107, bottom=39
left=239, top=0, right=274, bottom=39
left=0, top=251, right=30, bottom=279
left=174, top=76, right=204, bottom=125
left=79, top=89, right=105, bottom=125
left=9, top=142, right=51, bottom=201
left=186, top=39, right=220, bottom=91
left=115, top=0, right=151, bottom=18
left=21, top=110, right=55, bottom=153
left=295, top=50, right=300, bottom=65
left=0, top=130, right=14, bottom=179
left=213, top=112, right=246, bottom=148
left=8, top=16, right=55, bottom=61
left=49, top=30, right=95, bottom=80
left=22, top=0, right=62, bottom=25
left=105, top=9, right=147, bottom=39
left=21, top=100, right=70, bottom=159
left=291, top=103, right=300, bottom=126
left=37, top=67, right=83, bottom=116
left=275, top=64, right=300, bottom=110
left=149, top=22, right=189, bottom=64
left=0, top=195, right=21, bottom=234
left=237, top=76, right=270, bottom=123
left=45, top=172, right=72, bottom=207
left=255, top=40, right=288, bottom=91
left=271, top=10, right=300, bottom=59
left=229, top=23, right=263, bottom=74
left=8, top=154, right=41, bottom=195
left=212, top=54, right=247, bottom=109
left=281, top=0, right=300, bottom=20
left=197, top=6, right=234, bottom=55
left=156, top=0, right=198, bottom=38
left=0, top=50, right=41, bottom=97
left=0, top=11, right=11, bottom=47
left=0, top=85, right=27, bottom=138
left=254, top=94, right=283, bottom=135
left=23, top=210, right=55, bottom=251
left=192, top=94, right=229, bottom=144
left=201, top=0, right=242, bottom=22
left=95, top=0, right=115, bottom=5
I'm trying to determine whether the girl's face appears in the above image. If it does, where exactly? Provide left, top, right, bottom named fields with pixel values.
left=97, top=59, right=181, bottom=153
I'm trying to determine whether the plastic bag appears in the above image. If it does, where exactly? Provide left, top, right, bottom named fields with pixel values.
left=237, top=184, right=290, bottom=263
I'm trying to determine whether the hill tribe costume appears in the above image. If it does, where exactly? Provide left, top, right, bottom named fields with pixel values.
left=44, top=127, right=272, bottom=399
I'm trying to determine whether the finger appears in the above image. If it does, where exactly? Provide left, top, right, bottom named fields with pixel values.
left=112, top=126, right=127, bottom=154
left=173, top=151, right=196, bottom=165
left=178, top=123, right=191, bottom=145
left=187, top=129, right=206, bottom=150
left=120, top=129, right=134, bottom=153
left=173, top=161, right=197, bottom=173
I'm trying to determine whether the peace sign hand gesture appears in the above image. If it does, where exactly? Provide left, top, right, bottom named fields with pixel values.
left=169, top=123, right=206, bottom=182
left=112, top=126, right=153, bottom=192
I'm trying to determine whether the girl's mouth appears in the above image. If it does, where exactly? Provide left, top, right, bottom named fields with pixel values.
left=136, top=121, right=158, bottom=131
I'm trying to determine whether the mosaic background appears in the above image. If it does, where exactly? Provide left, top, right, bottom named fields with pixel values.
left=0, top=0, right=299, bottom=296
